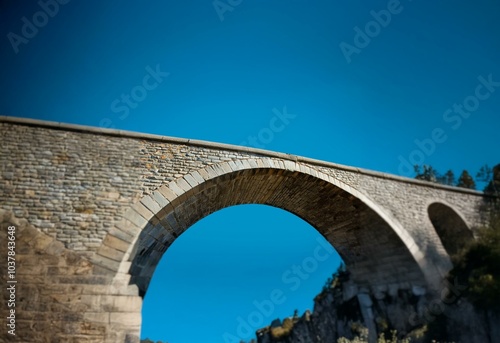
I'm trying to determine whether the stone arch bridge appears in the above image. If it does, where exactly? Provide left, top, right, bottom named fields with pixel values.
left=0, top=116, right=485, bottom=342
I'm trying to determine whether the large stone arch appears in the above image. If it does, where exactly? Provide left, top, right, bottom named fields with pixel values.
left=118, top=158, right=430, bottom=290
left=90, top=158, right=440, bottom=340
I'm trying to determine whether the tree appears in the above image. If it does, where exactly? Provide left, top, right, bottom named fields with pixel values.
left=457, top=170, right=476, bottom=189
left=449, top=193, right=500, bottom=312
left=414, top=165, right=438, bottom=183
left=449, top=163, right=500, bottom=313
left=476, top=164, right=493, bottom=184
left=438, top=169, right=455, bottom=186
left=484, top=164, right=500, bottom=196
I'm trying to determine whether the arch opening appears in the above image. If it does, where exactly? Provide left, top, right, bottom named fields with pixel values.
left=128, top=166, right=427, bottom=298
left=140, top=204, right=343, bottom=342
left=428, top=202, right=473, bottom=259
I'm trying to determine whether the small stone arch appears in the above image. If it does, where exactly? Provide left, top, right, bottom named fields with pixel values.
left=428, top=202, right=474, bottom=258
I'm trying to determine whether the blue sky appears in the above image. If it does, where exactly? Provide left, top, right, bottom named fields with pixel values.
left=1, top=1, right=499, bottom=342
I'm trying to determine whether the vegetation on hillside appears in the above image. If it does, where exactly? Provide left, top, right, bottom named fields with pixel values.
left=412, top=163, right=500, bottom=195
left=447, top=164, right=500, bottom=312
left=337, top=327, right=411, bottom=343
left=412, top=163, right=498, bottom=191
left=337, top=327, right=457, bottom=343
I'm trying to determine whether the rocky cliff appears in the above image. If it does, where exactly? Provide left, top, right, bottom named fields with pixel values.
left=253, top=269, right=500, bottom=343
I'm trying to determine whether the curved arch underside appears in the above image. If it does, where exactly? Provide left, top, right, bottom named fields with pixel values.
left=428, top=202, right=473, bottom=258
left=129, top=168, right=427, bottom=296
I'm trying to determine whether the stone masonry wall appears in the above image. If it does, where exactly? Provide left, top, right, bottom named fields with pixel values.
left=0, top=116, right=488, bottom=342
left=0, top=119, right=484, bottom=255
left=0, top=122, right=260, bottom=252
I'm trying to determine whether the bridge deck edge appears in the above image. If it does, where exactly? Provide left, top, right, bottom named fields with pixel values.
left=0, top=115, right=486, bottom=197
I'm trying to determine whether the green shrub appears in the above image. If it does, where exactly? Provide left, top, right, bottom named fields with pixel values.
left=269, top=318, right=295, bottom=340
left=337, top=328, right=411, bottom=343
left=449, top=202, right=500, bottom=312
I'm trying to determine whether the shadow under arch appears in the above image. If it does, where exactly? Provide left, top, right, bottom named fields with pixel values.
left=118, top=158, right=430, bottom=297
left=428, top=202, right=474, bottom=258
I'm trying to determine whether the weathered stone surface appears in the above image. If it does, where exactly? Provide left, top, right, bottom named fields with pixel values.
left=0, top=209, right=114, bottom=342
left=255, top=273, right=500, bottom=343
left=0, top=116, right=487, bottom=342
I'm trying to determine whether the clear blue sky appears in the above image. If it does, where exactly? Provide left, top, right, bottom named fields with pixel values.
left=1, top=1, right=499, bottom=342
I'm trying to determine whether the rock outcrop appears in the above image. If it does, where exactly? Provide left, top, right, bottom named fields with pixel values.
left=254, top=269, right=500, bottom=343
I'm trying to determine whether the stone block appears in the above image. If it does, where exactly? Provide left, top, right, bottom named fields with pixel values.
left=109, top=283, right=140, bottom=296
left=191, top=170, right=205, bottom=184
left=115, top=219, right=142, bottom=238
left=103, top=234, right=130, bottom=253
left=157, top=185, right=178, bottom=202
left=122, top=208, right=148, bottom=228
left=98, top=244, right=126, bottom=262
left=106, top=226, right=135, bottom=244
left=90, top=254, right=120, bottom=273
left=220, top=162, right=232, bottom=173
left=118, top=261, right=132, bottom=274
left=109, top=312, right=141, bottom=326
left=168, top=181, right=185, bottom=197
left=110, top=295, right=142, bottom=312
left=151, top=190, right=169, bottom=208
left=33, top=233, right=55, bottom=252
left=140, top=196, right=161, bottom=214
left=176, top=177, right=192, bottom=192
left=58, top=275, right=111, bottom=285
left=183, top=173, right=199, bottom=187
left=131, top=202, right=154, bottom=221
left=45, top=240, right=66, bottom=256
